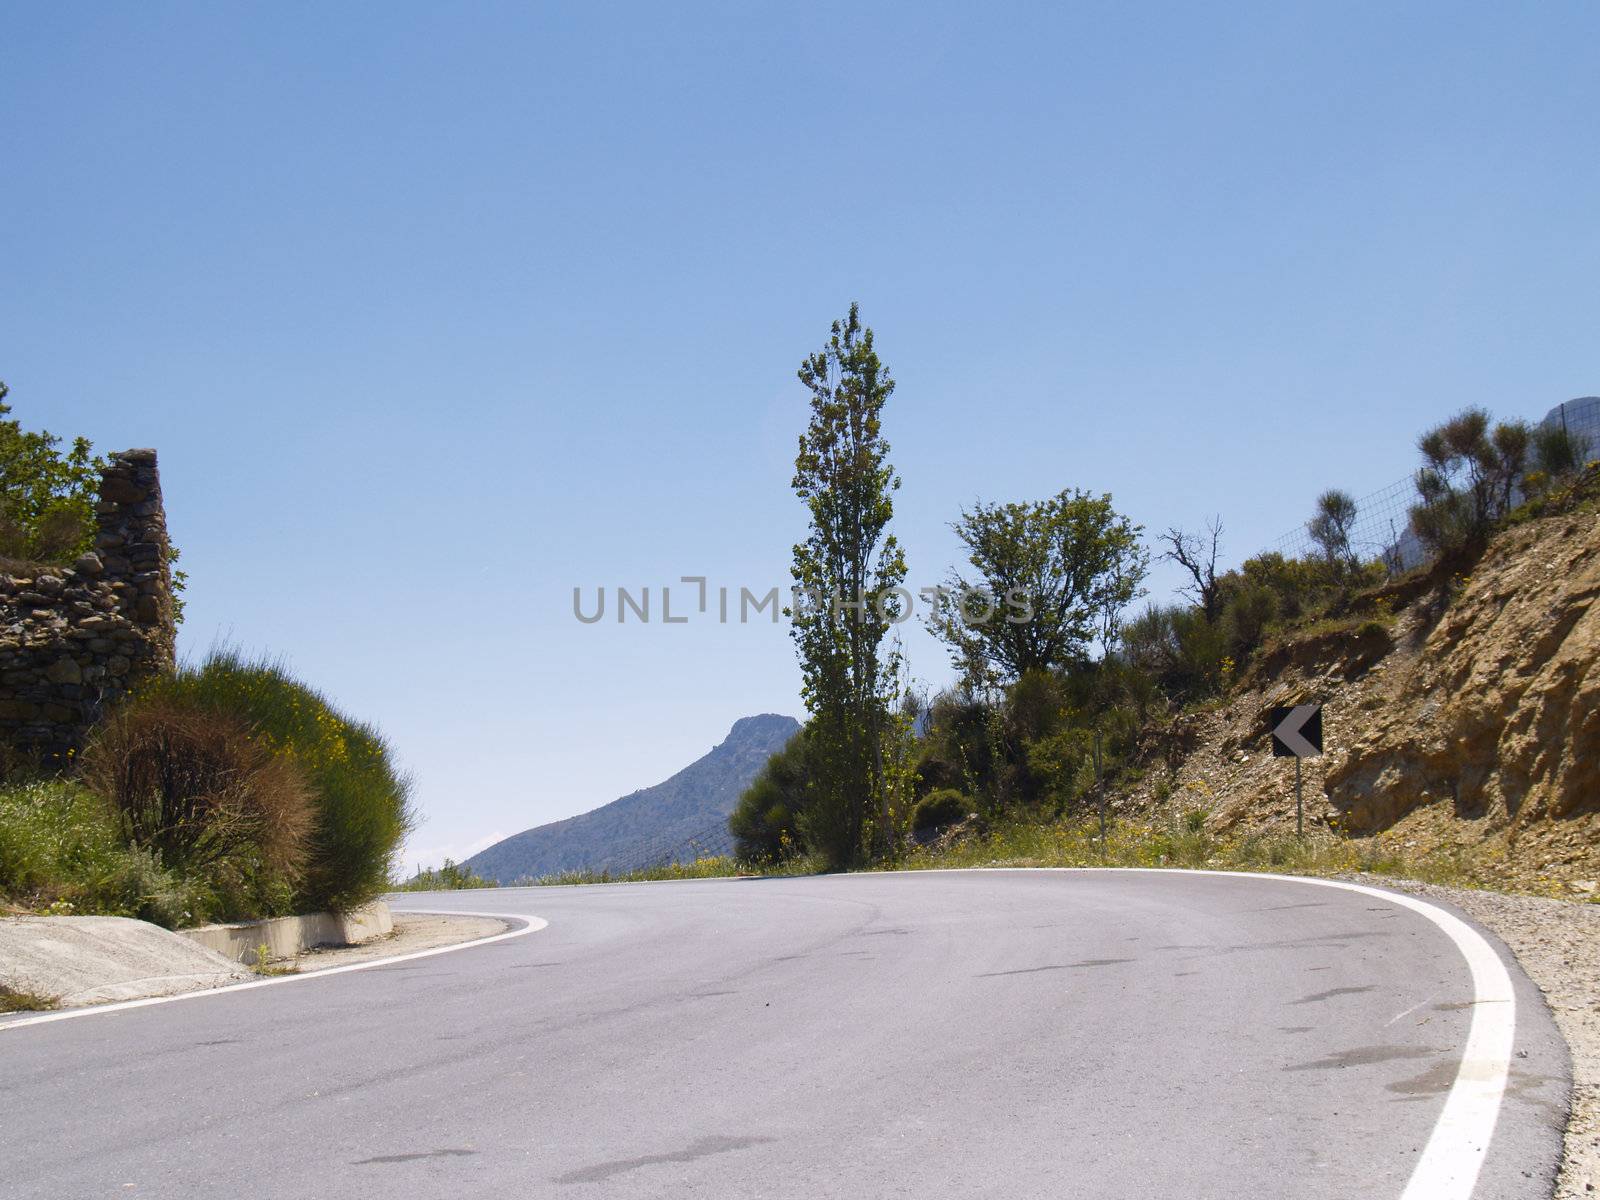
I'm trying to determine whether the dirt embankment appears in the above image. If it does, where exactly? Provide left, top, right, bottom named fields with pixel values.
left=1122, top=503, right=1600, bottom=893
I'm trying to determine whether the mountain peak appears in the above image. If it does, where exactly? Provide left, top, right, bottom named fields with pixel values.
left=724, top=713, right=801, bottom=745
left=464, top=712, right=801, bottom=883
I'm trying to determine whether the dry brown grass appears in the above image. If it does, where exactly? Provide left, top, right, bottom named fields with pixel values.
left=81, top=697, right=312, bottom=884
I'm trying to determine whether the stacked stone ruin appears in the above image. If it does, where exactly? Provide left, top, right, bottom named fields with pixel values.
left=0, top=449, right=176, bottom=763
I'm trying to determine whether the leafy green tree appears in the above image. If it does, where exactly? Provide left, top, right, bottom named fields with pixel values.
left=0, top=379, right=187, bottom=619
left=788, top=304, right=907, bottom=868
left=1307, top=488, right=1357, bottom=570
left=929, top=489, right=1147, bottom=685
left=0, top=380, right=103, bottom=563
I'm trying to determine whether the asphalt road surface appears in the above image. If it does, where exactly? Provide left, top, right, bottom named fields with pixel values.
left=0, top=869, right=1570, bottom=1199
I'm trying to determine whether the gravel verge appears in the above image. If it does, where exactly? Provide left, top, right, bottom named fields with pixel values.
left=1348, top=874, right=1599, bottom=1198
left=268, top=912, right=511, bottom=973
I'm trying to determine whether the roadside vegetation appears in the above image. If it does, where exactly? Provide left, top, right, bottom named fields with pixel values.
left=0, top=385, right=414, bottom=927
left=1, top=652, right=415, bottom=927
left=532, top=856, right=737, bottom=887
left=0, top=984, right=57, bottom=1014
left=392, top=855, right=739, bottom=890
left=888, top=815, right=1570, bottom=896
left=0, top=778, right=208, bottom=926
left=392, top=858, right=498, bottom=891
left=540, top=812, right=1593, bottom=898
left=727, top=307, right=1596, bottom=885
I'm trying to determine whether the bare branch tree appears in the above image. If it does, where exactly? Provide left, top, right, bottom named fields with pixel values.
left=1159, top=516, right=1223, bottom=622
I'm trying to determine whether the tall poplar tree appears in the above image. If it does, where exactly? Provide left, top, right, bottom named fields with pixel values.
left=789, top=304, right=907, bottom=868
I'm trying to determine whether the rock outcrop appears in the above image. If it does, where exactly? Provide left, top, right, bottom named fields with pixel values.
left=1122, top=482, right=1600, bottom=887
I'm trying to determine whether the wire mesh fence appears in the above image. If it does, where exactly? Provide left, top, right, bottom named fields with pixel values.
left=508, top=817, right=736, bottom=883
left=602, top=817, right=738, bottom=875
left=1268, top=397, right=1599, bottom=573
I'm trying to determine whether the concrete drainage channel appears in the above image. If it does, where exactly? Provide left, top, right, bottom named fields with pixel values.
left=0, top=901, right=397, bottom=1010
left=0, top=909, right=540, bottom=1030
left=181, top=902, right=393, bottom=964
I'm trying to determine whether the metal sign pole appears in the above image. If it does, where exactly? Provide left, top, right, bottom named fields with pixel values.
left=1295, top=756, right=1303, bottom=839
left=1270, top=703, right=1321, bottom=839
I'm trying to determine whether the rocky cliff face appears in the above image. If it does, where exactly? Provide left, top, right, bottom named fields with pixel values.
left=464, top=713, right=801, bottom=883
left=1122, top=482, right=1599, bottom=889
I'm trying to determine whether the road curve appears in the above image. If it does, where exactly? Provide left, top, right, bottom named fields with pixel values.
left=0, top=870, right=1570, bottom=1198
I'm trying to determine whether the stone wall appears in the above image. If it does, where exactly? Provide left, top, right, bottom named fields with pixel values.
left=0, top=450, right=176, bottom=763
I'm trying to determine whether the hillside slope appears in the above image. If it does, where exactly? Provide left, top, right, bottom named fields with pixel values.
left=465, top=714, right=799, bottom=882
left=1121, top=491, right=1600, bottom=890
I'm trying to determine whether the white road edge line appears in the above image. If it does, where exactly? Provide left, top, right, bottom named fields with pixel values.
left=0, top=909, right=546, bottom=1033
left=1269, top=875, right=1515, bottom=1200
left=901, top=866, right=1517, bottom=1200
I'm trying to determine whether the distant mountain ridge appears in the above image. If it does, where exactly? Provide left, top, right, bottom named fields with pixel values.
left=463, top=713, right=800, bottom=882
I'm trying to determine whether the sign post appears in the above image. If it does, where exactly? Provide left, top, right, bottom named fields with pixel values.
left=1094, top=729, right=1105, bottom=857
left=1269, top=704, right=1323, bottom=837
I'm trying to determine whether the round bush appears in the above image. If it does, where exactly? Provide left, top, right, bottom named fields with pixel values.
left=912, top=788, right=971, bottom=834
left=83, top=697, right=312, bottom=880
left=126, top=651, right=415, bottom=913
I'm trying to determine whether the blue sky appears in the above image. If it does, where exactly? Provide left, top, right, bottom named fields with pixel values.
left=3, top=2, right=1595, bottom=869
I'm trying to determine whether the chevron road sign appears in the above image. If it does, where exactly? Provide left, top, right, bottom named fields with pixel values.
left=1270, top=704, right=1323, bottom=758
left=1269, top=704, right=1323, bottom=838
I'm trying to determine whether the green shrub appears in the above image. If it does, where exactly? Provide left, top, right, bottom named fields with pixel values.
left=730, top=728, right=810, bottom=863
left=97, top=844, right=212, bottom=927
left=0, top=779, right=208, bottom=926
left=0, top=986, right=57, bottom=1013
left=134, top=651, right=415, bottom=912
left=1534, top=424, right=1590, bottom=477
left=913, top=690, right=997, bottom=807
left=0, top=778, right=123, bottom=900
left=912, top=788, right=971, bottom=834
left=1124, top=603, right=1231, bottom=700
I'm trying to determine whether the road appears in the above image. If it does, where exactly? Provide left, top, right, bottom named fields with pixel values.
left=0, top=869, right=1570, bottom=1198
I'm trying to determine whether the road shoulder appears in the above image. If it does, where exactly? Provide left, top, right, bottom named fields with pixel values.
left=1344, top=873, right=1599, bottom=1200
left=278, top=912, right=510, bottom=972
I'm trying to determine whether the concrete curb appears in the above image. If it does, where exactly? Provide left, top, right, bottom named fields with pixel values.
left=181, top=901, right=392, bottom=963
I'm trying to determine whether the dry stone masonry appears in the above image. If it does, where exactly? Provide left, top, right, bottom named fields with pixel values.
left=0, top=450, right=176, bottom=763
